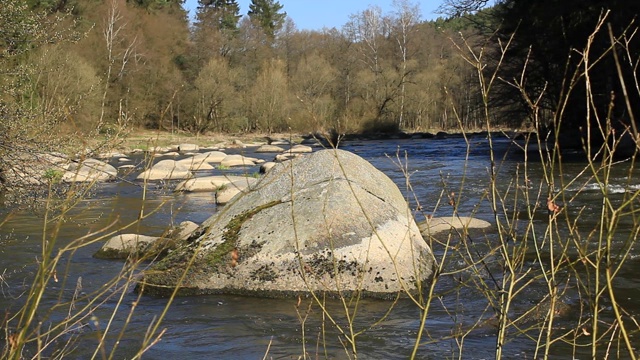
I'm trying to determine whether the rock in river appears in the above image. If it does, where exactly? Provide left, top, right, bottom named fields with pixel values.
left=94, top=221, right=199, bottom=259
left=417, top=216, right=491, bottom=236
left=136, top=159, right=192, bottom=181
left=62, top=158, right=117, bottom=183
left=174, top=175, right=253, bottom=192
left=137, top=149, right=434, bottom=298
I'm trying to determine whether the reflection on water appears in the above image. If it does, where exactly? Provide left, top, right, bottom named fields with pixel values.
left=1, top=135, right=640, bottom=358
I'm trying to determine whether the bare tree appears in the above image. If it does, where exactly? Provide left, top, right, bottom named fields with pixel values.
left=100, top=0, right=138, bottom=128
left=291, top=53, right=337, bottom=131
left=250, top=59, right=290, bottom=133
left=191, top=57, right=238, bottom=133
left=387, top=0, right=421, bottom=129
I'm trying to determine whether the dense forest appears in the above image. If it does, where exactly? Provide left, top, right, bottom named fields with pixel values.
left=0, top=0, right=499, bottom=141
left=1, top=0, right=639, bottom=140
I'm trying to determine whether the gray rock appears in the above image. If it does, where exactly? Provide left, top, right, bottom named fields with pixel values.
left=62, top=159, right=117, bottom=183
left=94, top=221, right=200, bottom=260
left=159, top=151, right=180, bottom=157
left=260, top=162, right=277, bottom=173
left=39, top=152, right=69, bottom=165
left=97, top=151, right=127, bottom=159
left=147, top=146, right=169, bottom=154
left=139, top=149, right=434, bottom=298
left=417, top=216, right=491, bottom=236
left=178, top=143, right=199, bottom=152
left=215, top=177, right=258, bottom=204
left=220, top=154, right=256, bottom=167
left=275, top=153, right=300, bottom=162
left=177, top=155, right=215, bottom=171
left=256, top=145, right=285, bottom=153
left=136, top=159, right=192, bottom=181
left=194, top=151, right=228, bottom=163
left=166, top=221, right=199, bottom=242
left=174, top=175, right=253, bottom=192
left=284, top=144, right=313, bottom=154
left=94, top=234, right=159, bottom=259
left=2, top=152, right=70, bottom=186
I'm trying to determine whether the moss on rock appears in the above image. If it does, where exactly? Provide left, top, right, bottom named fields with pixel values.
left=138, top=200, right=282, bottom=296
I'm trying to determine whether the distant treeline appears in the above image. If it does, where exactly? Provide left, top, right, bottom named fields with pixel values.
left=2, top=0, right=638, bottom=138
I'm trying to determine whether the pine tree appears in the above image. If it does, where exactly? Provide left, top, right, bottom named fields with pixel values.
left=248, top=0, right=286, bottom=39
left=197, top=0, right=241, bottom=32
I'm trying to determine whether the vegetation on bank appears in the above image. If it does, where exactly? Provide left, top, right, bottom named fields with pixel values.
left=1, top=0, right=640, bottom=358
left=2, top=0, right=508, bottom=142
left=2, top=0, right=637, bottom=151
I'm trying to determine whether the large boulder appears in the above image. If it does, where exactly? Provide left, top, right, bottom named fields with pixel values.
left=62, top=159, right=117, bottom=183
left=136, top=159, right=192, bottom=181
left=138, top=149, right=434, bottom=298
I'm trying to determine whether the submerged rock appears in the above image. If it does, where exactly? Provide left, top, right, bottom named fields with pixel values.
left=417, top=216, right=491, bottom=236
left=94, top=221, right=200, bottom=260
left=284, top=144, right=313, bottom=154
left=137, top=149, right=434, bottom=298
left=256, top=144, right=285, bottom=153
left=220, top=154, right=256, bottom=167
left=174, top=175, right=254, bottom=192
left=94, top=234, right=159, bottom=259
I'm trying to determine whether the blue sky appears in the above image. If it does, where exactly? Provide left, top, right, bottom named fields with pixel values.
left=183, top=1, right=444, bottom=30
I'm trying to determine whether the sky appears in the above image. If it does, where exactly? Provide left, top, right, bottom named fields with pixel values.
left=183, top=1, right=444, bottom=30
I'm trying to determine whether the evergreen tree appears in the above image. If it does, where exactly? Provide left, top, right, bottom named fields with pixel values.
left=494, top=0, right=640, bottom=151
left=191, top=0, right=240, bottom=70
left=197, top=0, right=241, bottom=32
left=248, top=0, right=286, bottom=39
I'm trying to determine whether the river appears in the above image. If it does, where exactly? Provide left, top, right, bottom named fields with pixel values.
left=1, top=134, right=639, bottom=359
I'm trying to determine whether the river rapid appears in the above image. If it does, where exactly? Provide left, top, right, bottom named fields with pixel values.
left=1, top=134, right=639, bottom=359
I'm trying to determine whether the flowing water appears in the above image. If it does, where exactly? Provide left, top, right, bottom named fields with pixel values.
left=1, top=135, right=639, bottom=359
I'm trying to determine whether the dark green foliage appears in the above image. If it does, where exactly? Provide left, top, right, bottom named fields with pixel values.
left=127, top=0, right=184, bottom=11
left=248, top=0, right=286, bottom=39
left=3, top=0, right=543, bottom=146
left=493, top=0, right=640, bottom=148
left=432, top=6, right=498, bottom=34
left=26, top=0, right=75, bottom=13
left=197, top=0, right=241, bottom=31
left=436, top=0, right=492, bottom=18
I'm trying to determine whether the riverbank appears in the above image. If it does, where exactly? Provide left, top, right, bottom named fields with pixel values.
left=99, top=127, right=529, bottom=154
